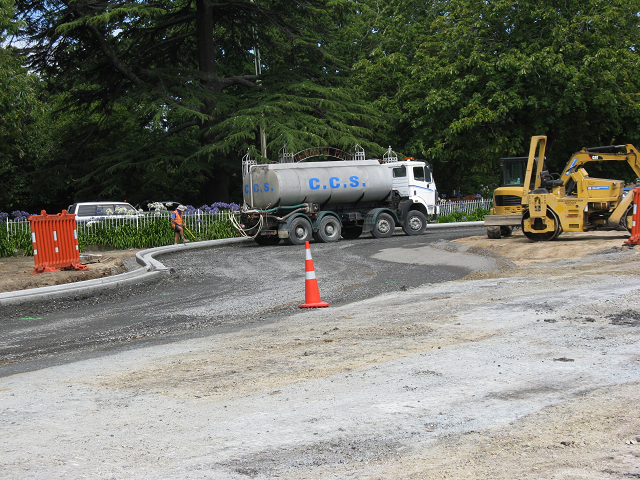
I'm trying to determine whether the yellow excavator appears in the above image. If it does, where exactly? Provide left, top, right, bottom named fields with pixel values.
left=518, top=135, right=640, bottom=241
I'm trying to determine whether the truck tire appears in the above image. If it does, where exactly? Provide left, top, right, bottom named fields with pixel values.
left=283, top=217, right=313, bottom=245
left=313, top=215, right=341, bottom=243
left=487, top=226, right=501, bottom=239
left=402, top=211, right=427, bottom=236
left=341, top=226, right=363, bottom=240
left=372, top=212, right=395, bottom=238
left=500, top=226, right=513, bottom=237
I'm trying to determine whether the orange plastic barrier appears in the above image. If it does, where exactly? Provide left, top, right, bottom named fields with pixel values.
left=29, top=210, right=88, bottom=274
left=624, top=187, right=640, bottom=246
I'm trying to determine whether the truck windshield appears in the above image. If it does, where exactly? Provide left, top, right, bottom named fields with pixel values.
left=413, top=166, right=432, bottom=183
left=500, top=158, right=528, bottom=187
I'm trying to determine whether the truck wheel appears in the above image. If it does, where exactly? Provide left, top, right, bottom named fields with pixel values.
left=341, top=226, right=363, bottom=240
left=283, top=217, right=312, bottom=245
left=372, top=213, right=395, bottom=238
left=487, top=226, right=501, bottom=239
left=314, top=216, right=341, bottom=243
left=254, top=235, right=281, bottom=246
left=500, top=226, right=513, bottom=237
left=402, top=211, right=427, bottom=236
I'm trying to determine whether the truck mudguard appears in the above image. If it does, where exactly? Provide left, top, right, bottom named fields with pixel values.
left=362, top=208, right=400, bottom=234
left=314, top=211, right=343, bottom=231
left=277, top=213, right=312, bottom=239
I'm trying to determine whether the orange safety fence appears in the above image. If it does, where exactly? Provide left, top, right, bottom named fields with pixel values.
left=29, top=210, right=88, bottom=274
left=624, top=187, right=640, bottom=246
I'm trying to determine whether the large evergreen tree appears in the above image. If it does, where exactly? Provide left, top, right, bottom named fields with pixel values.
left=354, top=0, right=640, bottom=196
left=15, top=0, right=381, bottom=206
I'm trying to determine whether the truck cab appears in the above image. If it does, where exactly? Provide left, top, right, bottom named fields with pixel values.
left=389, top=160, right=439, bottom=222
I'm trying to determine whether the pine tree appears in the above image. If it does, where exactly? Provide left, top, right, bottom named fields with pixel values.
left=15, top=0, right=382, bottom=204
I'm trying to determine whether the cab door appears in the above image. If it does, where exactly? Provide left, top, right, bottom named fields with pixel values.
left=409, top=165, right=436, bottom=205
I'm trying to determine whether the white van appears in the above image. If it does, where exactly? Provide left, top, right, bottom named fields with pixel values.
left=67, top=202, right=143, bottom=222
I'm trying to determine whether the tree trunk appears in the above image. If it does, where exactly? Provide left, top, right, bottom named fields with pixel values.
left=195, top=0, right=230, bottom=201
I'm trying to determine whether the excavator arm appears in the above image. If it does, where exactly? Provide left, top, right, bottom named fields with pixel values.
left=560, top=144, right=640, bottom=181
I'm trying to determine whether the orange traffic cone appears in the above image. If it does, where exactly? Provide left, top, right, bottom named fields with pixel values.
left=299, top=241, right=329, bottom=308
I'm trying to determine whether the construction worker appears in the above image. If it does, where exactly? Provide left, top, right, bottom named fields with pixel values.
left=171, top=205, right=190, bottom=245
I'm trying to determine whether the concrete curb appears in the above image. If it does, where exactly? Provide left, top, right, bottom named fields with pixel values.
left=427, top=221, right=485, bottom=229
left=0, top=222, right=485, bottom=306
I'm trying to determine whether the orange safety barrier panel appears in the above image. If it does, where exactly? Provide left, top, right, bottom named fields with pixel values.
left=29, top=210, right=88, bottom=274
left=624, top=186, right=640, bottom=246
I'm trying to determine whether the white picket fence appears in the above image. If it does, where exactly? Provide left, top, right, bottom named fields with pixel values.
left=439, top=198, right=493, bottom=216
left=3, top=211, right=233, bottom=236
left=4, top=199, right=492, bottom=236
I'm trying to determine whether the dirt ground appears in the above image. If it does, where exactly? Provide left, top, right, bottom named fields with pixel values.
left=454, top=228, right=635, bottom=267
left=0, top=249, right=142, bottom=293
left=2, top=230, right=640, bottom=479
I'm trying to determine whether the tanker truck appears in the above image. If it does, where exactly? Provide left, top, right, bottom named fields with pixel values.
left=233, top=146, right=440, bottom=245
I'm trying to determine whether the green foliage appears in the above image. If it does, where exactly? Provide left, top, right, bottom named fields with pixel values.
left=6, top=0, right=640, bottom=211
left=12, top=0, right=382, bottom=207
left=437, top=207, right=491, bottom=224
left=0, top=43, right=49, bottom=211
left=191, top=218, right=237, bottom=241
left=76, top=215, right=237, bottom=252
left=0, top=227, right=32, bottom=257
left=353, top=0, right=640, bottom=196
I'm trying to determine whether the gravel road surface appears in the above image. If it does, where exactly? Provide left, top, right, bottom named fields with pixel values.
left=1, top=229, right=640, bottom=479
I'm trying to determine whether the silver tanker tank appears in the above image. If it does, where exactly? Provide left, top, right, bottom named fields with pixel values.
left=243, top=160, right=393, bottom=209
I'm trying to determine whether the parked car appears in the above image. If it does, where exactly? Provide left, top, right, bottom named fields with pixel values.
left=67, top=202, right=143, bottom=223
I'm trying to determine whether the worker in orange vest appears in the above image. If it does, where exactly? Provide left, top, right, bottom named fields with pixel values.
left=171, top=205, right=190, bottom=245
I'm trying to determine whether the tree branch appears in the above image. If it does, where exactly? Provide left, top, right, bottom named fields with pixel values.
left=87, top=24, right=144, bottom=86
left=218, top=74, right=259, bottom=89
left=160, top=119, right=200, bottom=140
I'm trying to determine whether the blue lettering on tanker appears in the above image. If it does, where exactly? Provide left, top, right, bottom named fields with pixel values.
left=249, top=177, right=370, bottom=193
left=308, top=176, right=364, bottom=190
left=249, top=182, right=273, bottom=193
left=308, top=175, right=367, bottom=191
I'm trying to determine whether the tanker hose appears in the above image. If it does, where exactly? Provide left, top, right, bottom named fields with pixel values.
left=231, top=203, right=308, bottom=238
left=275, top=207, right=306, bottom=222
left=278, top=204, right=308, bottom=210
left=230, top=211, right=264, bottom=239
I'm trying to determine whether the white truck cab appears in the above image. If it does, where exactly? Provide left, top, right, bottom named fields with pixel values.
left=390, top=160, right=439, bottom=220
